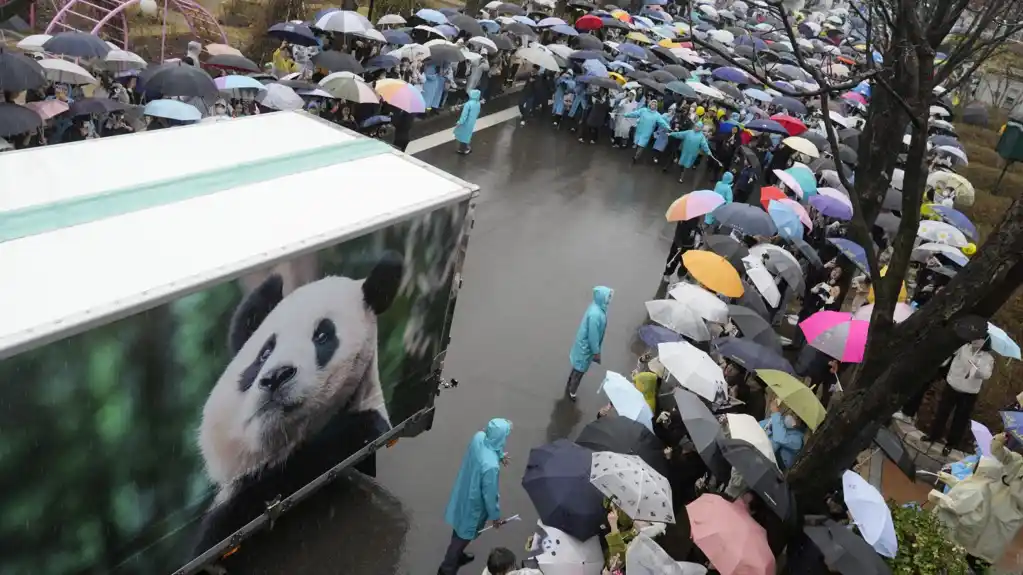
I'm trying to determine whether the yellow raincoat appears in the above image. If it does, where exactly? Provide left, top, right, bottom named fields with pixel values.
left=929, top=433, right=1023, bottom=562
left=633, top=372, right=658, bottom=412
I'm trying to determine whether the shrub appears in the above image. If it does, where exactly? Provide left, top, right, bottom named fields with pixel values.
left=886, top=502, right=971, bottom=575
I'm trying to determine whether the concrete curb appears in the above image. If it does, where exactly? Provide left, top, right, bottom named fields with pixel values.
left=408, top=85, right=523, bottom=141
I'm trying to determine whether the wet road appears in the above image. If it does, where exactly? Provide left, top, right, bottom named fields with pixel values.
left=226, top=117, right=713, bottom=574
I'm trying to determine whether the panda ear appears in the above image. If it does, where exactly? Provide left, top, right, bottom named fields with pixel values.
left=229, top=274, right=285, bottom=355
left=362, top=251, right=403, bottom=315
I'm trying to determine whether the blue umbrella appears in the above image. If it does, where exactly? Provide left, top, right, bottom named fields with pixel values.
left=144, top=99, right=202, bottom=122
left=642, top=9, right=671, bottom=23
left=268, top=22, right=319, bottom=46
left=772, top=80, right=796, bottom=92
left=743, top=87, right=772, bottom=102
left=365, top=54, right=400, bottom=70
left=773, top=95, right=807, bottom=115
left=735, top=35, right=768, bottom=51
left=712, top=337, right=796, bottom=374
left=988, top=323, right=1021, bottom=359
left=607, top=60, right=635, bottom=72
left=436, top=24, right=458, bottom=37
left=827, top=237, right=870, bottom=273
left=746, top=118, right=789, bottom=135
left=551, top=24, right=579, bottom=36
left=602, top=371, right=654, bottom=430
left=931, top=205, right=977, bottom=240
left=768, top=200, right=804, bottom=241
left=1001, top=411, right=1023, bottom=446
left=639, top=324, right=684, bottom=347
left=415, top=8, right=448, bottom=24
left=513, top=15, right=537, bottom=26
left=478, top=19, right=500, bottom=33
left=521, top=439, right=606, bottom=540
left=712, top=203, right=778, bottom=237
left=618, top=42, right=647, bottom=59
left=645, top=0, right=668, bottom=4
left=712, top=66, right=749, bottom=83
left=313, top=7, right=339, bottom=21
left=382, top=29, right=412, bottom=45
left=582, top=58, right=608, bottom=77
left=361, top=115, right=392, bottom=128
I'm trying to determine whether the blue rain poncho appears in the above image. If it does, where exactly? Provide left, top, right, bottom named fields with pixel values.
left=454, top=90, right=481, bottom=144
left=625, top=106, right=670, bottom=147
left=671, top=125, right=711, bottom=168
left=705, top=172, right=734, bottom=225
left=569, top=286, right=613, bottom=372
left=444, top=418, right=512, bottom=540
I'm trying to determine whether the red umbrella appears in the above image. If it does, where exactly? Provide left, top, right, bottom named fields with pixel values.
left=575, top=14, right=603, bottom=31
left=770, top=114, right=807, bottom=136
left=759, top=186, right=787, bottom=210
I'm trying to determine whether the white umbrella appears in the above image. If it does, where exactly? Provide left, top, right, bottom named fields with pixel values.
left=890, top=168, right=905, bottom=190
left=315, top=10, right=373, bottom=33
left=687, top=81, right=725, bottom=99
left=469, top=36, right=498, bottom=53
left=918, top=220, right=968, bottom=247
left=0, top=137, right=12, bottom=152
left=668, top=282, right=729, bottom=324
left=377, top=14, right=406, bottom=25
left=827, top=110, right=850, bottom=128
left=17, top=34, right=51, bottom=53
left=842, top=470, right=898, bottom=558
left=391, top=43, right=430, bottom=61
left=104, top=49, right=147, bottom=71
left=546, top=43, right=575, bottom=60
left=911, top=242, right=969, bottom=266
left=741, top=256, right=781, bottom=308
left=258, top=83, right=305, bottom=111
left=645, top=300, right=710, bottom=342
left=354, top=28, right=387, bottom=43
left=485, top=0, right=502, bottom=8
left=529, top=520, right=605, bottom=575
left=698, top=4, right=717, bottom=17
left=590, top=452, right=675, bottom=523
left=320, top=72, right=379, bottom=103
left=936, top=145, right=968, bottom=164
left=516, top=46, right=561, bottom=71
left=420, top=28, right=451, bottom=42
left=708, top=29, right=734, bottom=43
left=782, top=136, right=820, bottom=158
left=298, top=88, right=336, bottom=99
left=657, top=341, right=726, bottom=401
left=725, top=413, right=776, bottom=464
left=38, top=59, right=97, bottom=85
left=205, top=43, right=243, bottom=57
left=461, top=49, right=482, bottom=63
left=853, top=302, right=915, bottom=323
left=929, top=105, right=950, bottom=117
left=627, top=534, right=708, bottom=575
left=931, top=119, right=956, bottom=131
left=601, top=371, right=654, bottom=431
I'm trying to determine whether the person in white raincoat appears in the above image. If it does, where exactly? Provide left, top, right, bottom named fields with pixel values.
left=612, top=92, right=640, bottom=148
left=929, top=432, right=1023, bottom=564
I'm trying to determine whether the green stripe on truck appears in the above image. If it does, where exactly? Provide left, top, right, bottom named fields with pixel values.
left=0, top=138, right=395, bottom=244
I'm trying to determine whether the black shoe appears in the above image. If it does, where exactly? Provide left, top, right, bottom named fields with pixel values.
left=921, top=435, right=937, bottom=443
left=942, top=445, right=953, bottom=456
left=458, top=552, right=475, bottom=566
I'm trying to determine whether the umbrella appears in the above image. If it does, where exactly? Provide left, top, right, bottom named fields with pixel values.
left=143, top=99, right=201, bottom=122
left=206, top=54, right=260, bottom=73
left=842, top=470, right=898, bottom=558
left=675, top=387, right=730, bottom=481
left=638, top=324, right=683, bottom=347
left=770, top=114, right=807, bottom=136
left=0, top=50, right=47, bottom=92
left=669, top=281, right=729, bottom=324
left=143, top=63, right=217, bottom=99
left=382, top=29, right=413, bottom=45
left=799, top=311, right=869, bottom=363
left=748, top=244, right=803, bottom=292
left=268, top=22, right=319, bottom=46
left=316, top=10, right=373, bottom=33
left=710, top=203, right=778, bottom=237
left=0, top=103, right=43, bottom=137
left=711, top=66, right=749, bottom=84
left=918, top=220, right=968, bottom=248
left=725, top=413, right=776, bottom=463
left=742, top=256, right=782, bottom=307
left=449, top=13, right=486, bottom=37
left=755, top=370, right=827, bottom=431
left=827, top=238, right=870, bottom=273
left=853, top=303, right=915, bottom=323
left=911, top=242, right=969, bottom=266
left=428, top=44, right=466, bottom=64
left=319, top=72, right=377, bottom=103
left=988, top=323, right=1021, bottom=359
left=626, top=534, right=701, bottom=575
left=38, top=59, right=97, bottom=85
left=68, top=97, right=127, bottom=117
left=929, top=205, right=977, bottom=240
left=665, top=81, right=697, bottom=98
left=528, top=519, right=607, bottom=573
left=575, top=416, right=667, bottom=476
left=873, top=426, right=915, bottom=479
left=758, top=185, right=786, bottom=209
left=727, top=305, right=782, bottom=352
left=688, top=494, right=775, bottom=575
left=645, top=299, right=710, bottom=341
left=804, top=521, right=894, bottom=575
left=259, top=83, right=305, bottom=111
left=579, top=76, right=619, bottom=90
left=1002, top=411, right=1023, bottom=446
left=767, top=201, right=804, bottom=242
left=971, top=420, right=994, bottom=456
left=746, top=119, right=789, bottom=135
left=658, top=341, right=727, bottom=402
left=704, top=234, right=749, bottom=273
left=783, top=136, right=819, bottom=157
left=468, top=36, right=499, bottom=52
left=15, top=34, right=51, bottom=53
left=495, top=2, right=525, bottom=15
left=42, top=31, right=111, bottom=59
left=23, top=99, right=68, bottom=120
left=719, top=438, right=790, bottom=519
left=682, top=250, right=744, bottom=297
left=602, top=371, right=655, bottom=431
left=590, top=452, right=675, bottom=523
left=773, top=96, right=807, bottom=115
left=791, top=237, right=823, bottom=268
left=810, top=195, right=853, bottom=220
left=312, top=51, right=365, bottom=74
left=522, top=440, right=605, bottom=540
left=712, top=337, right=795, bottom=374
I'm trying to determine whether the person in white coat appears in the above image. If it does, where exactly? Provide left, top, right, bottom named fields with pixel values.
left=924, top=339, right=995, bottom=455
left=612, top=91, right=639, bottom=148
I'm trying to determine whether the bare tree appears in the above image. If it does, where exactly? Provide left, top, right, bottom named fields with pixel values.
left=684, top=0, right=1023, bottom=502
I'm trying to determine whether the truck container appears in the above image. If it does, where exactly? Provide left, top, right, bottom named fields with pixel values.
left=0, top=112, right=477, bottom=574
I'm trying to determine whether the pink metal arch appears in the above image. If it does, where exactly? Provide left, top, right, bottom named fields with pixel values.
left=45, top=0, right=227, bottom=55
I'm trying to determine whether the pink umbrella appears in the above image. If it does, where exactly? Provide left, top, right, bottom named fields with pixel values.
left=772, top=168, right=804, bottom=198
left=665, top=189, right=726, bottom=221
left=24, top=99, right=69, bottom=120
left=776, top=198, right=812, bottom=229
left=799, top=310, right=870, bottom=363
left=842, top=91, right=867, bottom=105
left=688, top=494, right=775, bottom=575
left=853, top=302, right=915, bottom=323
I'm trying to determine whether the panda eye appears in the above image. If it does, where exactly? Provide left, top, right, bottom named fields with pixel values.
left=313, top=331, right=329, bottom=345
left=313, top=318, right=336, bottom=346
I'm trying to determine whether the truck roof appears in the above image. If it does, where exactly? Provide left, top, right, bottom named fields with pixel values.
left=0, top=112, right=477, bottom=359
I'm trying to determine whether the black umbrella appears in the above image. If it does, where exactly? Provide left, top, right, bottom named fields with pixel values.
left=574, top=34, right=604, bottom=51
left=142, top=63, right=217, bottom=99
left=428, top=44, right=466, bottom=64
left=929, top=134, right=961, bottom=148
left=712, top=337, right=795, bottom=374
left=719, top=437, right=792, bottom=519
left=651, top=46, right=682, bottom=64
left=727, top=305, right=782, bottom=352
left=568, top=0, right=596, bottom=8
left=674, top=387, right=731, bottom=482
left=662, top=64, right=689, bottom=79
left=712, top=81, right=743, bottom=100
left=711, top=203, right=778, bottom=237
left=650, top=69, right=675, bottom=84
left=737, top=282, right=772, bottom=320
left=68, top=97, right=128, bottom=117
left=882, top=187, right=902, bottom=211
left=569, top=49, right=607, bottom=62
left=488, top=33, right=516, bottom=51
left=449, top=13, right=485, bottom=38
left=836, top=144, right=857, bottom=165
left=804, top=521, right=893, bottom=575
left=638, top=78, right=665, bottom=93
left=666, top=81, right=697, bottom=98
left=800, top=131, right=828, bottom=149
left=267, top=22, right=319, bottom=46
left=312, top=50, right=365, bottom=74
left=0, top=103, right=43, bottom=137
left=626, top=69, right=651, bottom=81
left=522, top=439, right=606, bottom=540
left=961, top=104, right=989, bottom=127
left=206, top=54, right=261, bottom=73
left=42, top=31, right=111, bottom=59
left=496, top=2, right=525, bottom=15
left=705, top=234, right=748, bottom=272
left=0, top=50, right=46, bottom=93
left=575, top=415, right=668, bottom=477
left=504, top=22, right=537, bottom=37
left=580, top=76, right=620, bottom=90
left=874, top=426, right=915, bottom=479
left=773, top=95, right=807, bottom=115
left=276, top=78, right=318, bottom=91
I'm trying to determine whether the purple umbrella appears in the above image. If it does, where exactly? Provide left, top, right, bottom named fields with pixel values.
left=745, top=118, right=789, bottom=135
left=712, top=66, right=750, bottom=83
left=931, top=205, right=977, bottom=240
left=809, top=195, right=853, bottom=220
left=827, top=237, right=870, bottom=273
left=618, top=42, right=648, bottom=59
left=735, top=35, right=768, bottom=51
left=639, top=324, right=684, bottom=347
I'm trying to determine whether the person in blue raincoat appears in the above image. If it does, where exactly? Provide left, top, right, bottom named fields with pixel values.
left=422, top=62, right=445, bottom=111
left=454, top=89, right=482, bottom=155
left=551, top=70, right=575, bottom=127
left=669, top=121, right=714, bottom=182
left=705, top=171, right=734, bottom=225
left=761, top=399, right=806, bottom=470
left=626, top=101, right=671, bottom=164
left=439, top=418, right=512, bottom=575
left=566, top=286, right=613, bottom=399
left=568, top=79, right=589, bottom=130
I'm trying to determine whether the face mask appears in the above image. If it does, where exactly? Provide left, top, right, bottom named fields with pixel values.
left=783, top=415, right=798, bottom=428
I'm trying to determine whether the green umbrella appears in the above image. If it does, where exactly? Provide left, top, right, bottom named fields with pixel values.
left=755, top=369, right=827, bottom=430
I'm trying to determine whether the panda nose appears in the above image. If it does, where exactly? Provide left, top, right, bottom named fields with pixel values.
left=259, top=365, right=297, bottom=393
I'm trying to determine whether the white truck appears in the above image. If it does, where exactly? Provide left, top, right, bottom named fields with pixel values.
left=0, top=112, right=477, bottom=575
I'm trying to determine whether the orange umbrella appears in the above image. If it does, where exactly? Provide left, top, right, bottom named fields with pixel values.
left=665, top=190, right=727, bottom=222
left=758, top=186, right=786, bottom=210
left=611, top=9, right=632, bottom=22
left=836, top=55, right=855, bottom=65
left=682, top=250, right=744, bottom=297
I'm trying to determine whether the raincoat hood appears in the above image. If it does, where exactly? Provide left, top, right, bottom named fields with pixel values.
left=482, top=418, right=511, bottom=452
left=720, top=172, right=734, bottom=185
left=593, top=286, right=613, bottom=311
left=469, top=89, right=481, bottom=101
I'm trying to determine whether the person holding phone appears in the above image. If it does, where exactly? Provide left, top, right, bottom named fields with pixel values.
left=925, top=339, right=995, bottom=455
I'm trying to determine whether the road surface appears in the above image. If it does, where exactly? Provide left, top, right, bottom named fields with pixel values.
left=224, top=114, right=711, bottom=575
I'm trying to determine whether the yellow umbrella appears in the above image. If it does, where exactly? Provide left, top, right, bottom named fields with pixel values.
left=782, top=136, right=820, bottom=158
left=866, top=264, right=908, bottom=304
left=608, top=71, right=626, bottom=85
left=658, top=39, right=682, bottom=48
left=611, top=9, right=632, bottom=22
left=626, top=32, right=654, bottom=44
left=755, top=369, right=827, bottom=431
left=682, top=250, right=744, bottom=297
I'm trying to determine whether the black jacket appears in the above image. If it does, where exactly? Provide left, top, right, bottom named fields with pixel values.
left=586, top=98, right=611, bottom=127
